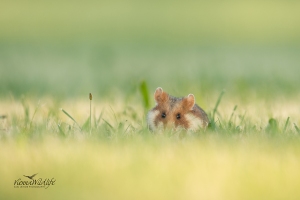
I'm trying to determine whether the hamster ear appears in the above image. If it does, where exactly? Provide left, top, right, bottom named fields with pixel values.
left=154, top=87, right=168, bottom=104
left=183, top=94, right=195, bottom=110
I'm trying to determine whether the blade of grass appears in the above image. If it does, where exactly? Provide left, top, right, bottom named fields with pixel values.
left=266, top=118, right=278, bottom=133
left=283, top=117, right=290, bottom=133
left=228, top=105, right=238, bottom=126
left=294, top=123, right=300, bottom=134
left=82, top=117, right=90, bottom=131
left=89, top=93, right=92, bottom=135
left=240, top=111, right=247, bottom=125
left=60, top=108, right=82, bottom=131
left=29, top=101, right=41, bottom=129
left=109, top=105, right=118, bottom=124
left=102, top=118, right=114, bottom=130
left=212, top=90, right=225, bottom=122
left=21, top=98, right=30, bottom=127
left=57, top=123, right=65, bottom=137
left=124, top=124, right=131, bottom=135
left=96, top=109, right=104, bottom=127
left=139, top=80, right=150, bottom=109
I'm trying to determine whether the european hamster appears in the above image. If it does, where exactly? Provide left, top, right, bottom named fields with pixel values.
left=147, top=87, right=209, bottom=131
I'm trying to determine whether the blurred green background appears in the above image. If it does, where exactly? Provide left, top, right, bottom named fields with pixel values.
left=0, top=0, right=300, bottom=98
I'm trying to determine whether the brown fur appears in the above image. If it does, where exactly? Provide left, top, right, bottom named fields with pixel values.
left=147, top=87, right=209, bottom=131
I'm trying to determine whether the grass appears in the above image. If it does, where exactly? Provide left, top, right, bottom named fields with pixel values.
left=1, top=89, right=300, bottom=200
left=1, top=136, right=300, bottom=200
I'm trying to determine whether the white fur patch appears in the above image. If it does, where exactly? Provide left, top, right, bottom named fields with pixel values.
left=157, top=122, right=164, bottom=130
left=185, top=113, right=204, bottom=131
left=147, top=110, right=159, bottom=131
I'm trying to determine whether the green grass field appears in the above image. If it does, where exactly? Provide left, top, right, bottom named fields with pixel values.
left=1, top=0, right=300, bottom=199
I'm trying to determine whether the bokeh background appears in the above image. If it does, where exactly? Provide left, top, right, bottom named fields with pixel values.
left=1, top=0, right=299, bottom=100
left=1, top=1, right=300, bottom=200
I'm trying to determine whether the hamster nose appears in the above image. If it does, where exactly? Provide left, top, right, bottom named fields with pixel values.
left=165, top=121, right=174, bottom=129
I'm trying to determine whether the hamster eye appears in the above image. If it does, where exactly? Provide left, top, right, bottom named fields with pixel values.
left=176, top=113, right=181, bottom=120
left=161, top=112, right=166, bottom=118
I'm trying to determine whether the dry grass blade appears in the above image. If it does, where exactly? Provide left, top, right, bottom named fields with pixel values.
left=89, top=93, right=92, bottom=135
left=60, top=108, right=82, bottom=131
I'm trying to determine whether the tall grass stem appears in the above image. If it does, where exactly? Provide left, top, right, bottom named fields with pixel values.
left=89, top=93, right=92, bottom=135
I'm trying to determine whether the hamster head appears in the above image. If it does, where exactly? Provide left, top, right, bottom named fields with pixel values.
left=147, top=87, right=207, bottom=131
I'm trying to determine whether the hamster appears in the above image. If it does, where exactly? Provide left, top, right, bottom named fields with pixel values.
left=147, top=87, right=209, bottom=131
